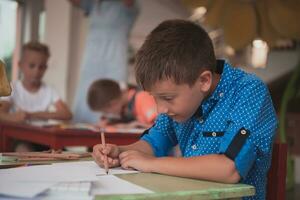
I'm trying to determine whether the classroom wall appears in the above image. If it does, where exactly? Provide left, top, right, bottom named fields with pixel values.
left=130, top=0, right=190, bottom=49
left=66, top=8, right=88, bottom=107
left=43, top=0, right=72, bottom=102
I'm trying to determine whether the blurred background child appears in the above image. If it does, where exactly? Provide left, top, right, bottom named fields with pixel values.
left=0, top=41, right=72, bottom=151
left=87, top=79, right=157, bottom=129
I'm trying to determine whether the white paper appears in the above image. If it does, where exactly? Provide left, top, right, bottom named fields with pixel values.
left=27, top=120, right=61, bottom=127
left=52, top=161, right=139, bottom=175
left=0, top=161, right=137, bottom=182
left=0, top=182, right=55, bottom=198
left=0, top=161, right=141, bottom=198
left=91, top=175, right=153, bottom=195
left=0, top=163, right=98, bottom=182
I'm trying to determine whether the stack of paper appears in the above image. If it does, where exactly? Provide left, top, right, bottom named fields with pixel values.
left=0, top=161, right=152, bottom=199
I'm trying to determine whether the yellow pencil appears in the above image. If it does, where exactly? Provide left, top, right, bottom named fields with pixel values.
left=101, top=131, right=109, bottom=174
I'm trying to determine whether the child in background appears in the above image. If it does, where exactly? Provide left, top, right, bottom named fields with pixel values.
left=87, top=79, right=157, bottom=129
left=0, top=41, right=72, bottom=151
left=92, top=20, right=277, bottom=200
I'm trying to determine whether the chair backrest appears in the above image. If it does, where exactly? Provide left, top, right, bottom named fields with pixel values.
left=266, top=142, right=288, bottom=200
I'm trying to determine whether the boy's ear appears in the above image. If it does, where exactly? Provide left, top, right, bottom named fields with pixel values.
left=197, top=70, right=212, bottom=92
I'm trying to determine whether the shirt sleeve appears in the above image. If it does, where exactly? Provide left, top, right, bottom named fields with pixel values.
left=219, top=77, right=278, bottom=179
left=141, top=114, right=177, bottom=157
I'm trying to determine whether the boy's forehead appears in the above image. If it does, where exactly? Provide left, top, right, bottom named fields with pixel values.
left=24, top=49, right=42, bottom=55
left=149, top=79, right=186, bottom=94
left=22, top=50, right=48, bottom=60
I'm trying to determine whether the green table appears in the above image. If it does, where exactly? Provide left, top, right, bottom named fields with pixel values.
left=0, top=157, right=255, bottom=199
left=97, top=173, right=255, bottom=200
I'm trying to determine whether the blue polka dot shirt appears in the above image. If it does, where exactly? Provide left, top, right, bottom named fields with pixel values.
left=141, top=60, right=278, bottom=200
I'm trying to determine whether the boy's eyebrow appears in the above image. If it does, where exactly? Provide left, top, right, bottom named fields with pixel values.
left=150, top=92, right=177, bottom=96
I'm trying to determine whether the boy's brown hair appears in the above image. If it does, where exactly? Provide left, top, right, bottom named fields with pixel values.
left=87, top=79, right=122, bottom=111
left=135, top=19, right=216, bottom=91
left=21, top=41, right=50, bottom=59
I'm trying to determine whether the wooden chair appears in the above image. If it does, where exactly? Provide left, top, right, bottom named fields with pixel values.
left=266, top=142, right=288, bottom=200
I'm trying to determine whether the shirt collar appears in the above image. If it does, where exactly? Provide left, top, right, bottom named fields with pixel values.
left=193, top=60, right=235, bottom=118
left=207, top=59, right=234, bottom=101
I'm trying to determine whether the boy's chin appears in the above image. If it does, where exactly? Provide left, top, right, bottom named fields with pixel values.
left=170, top=115, right=188, bottom=123
left=30, top=79, right=42, bottom=85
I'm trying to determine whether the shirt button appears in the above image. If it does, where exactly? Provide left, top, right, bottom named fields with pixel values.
left=219, top=92, right=224, bottom=97
left=198, top=117, right=204, bottom=124
left=241, top=130, right=247, bottom=135
left=212, top=132, right=217, bottom=137
left=192, top=144, right=197, bottom=150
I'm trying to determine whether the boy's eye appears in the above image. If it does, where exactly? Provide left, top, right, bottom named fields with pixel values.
left=29, top=63, right=35, bottom=69
left=161, top=96, right=174, bottom=101
left=39, top=65, right=46, bottom=69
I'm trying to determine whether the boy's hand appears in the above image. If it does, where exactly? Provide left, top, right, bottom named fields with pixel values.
left=92, top=143, right=121, bottom=168
left=119, top=150, right=155, bottom=172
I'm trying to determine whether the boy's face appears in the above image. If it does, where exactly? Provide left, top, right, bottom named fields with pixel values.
left=19, top=50, right=48, bottom=85
left=149, top=71, right=212, bottom=123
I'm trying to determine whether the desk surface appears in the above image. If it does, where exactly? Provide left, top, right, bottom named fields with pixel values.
left=0, top=121, right=141, bottom=151
left=0, top=158, right=255, bottom=200
left=99, top=173, right=255, bottom=200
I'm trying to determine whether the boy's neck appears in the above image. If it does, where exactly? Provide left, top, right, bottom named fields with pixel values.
left=21, top=80, right=41, bottom=92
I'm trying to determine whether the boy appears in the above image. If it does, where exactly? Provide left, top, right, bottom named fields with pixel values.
left=87, top=79, right=157, bottom=128
left=92, top=20, right=277, bottom=200
left=0, top=41, right=72, bottom=151
left=0, top=41, right=72, bottom=122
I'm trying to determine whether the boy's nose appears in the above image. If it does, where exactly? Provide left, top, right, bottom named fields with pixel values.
left=35, top=67, right=45, bottom=76
left=156, top=104, right=168, bottom=114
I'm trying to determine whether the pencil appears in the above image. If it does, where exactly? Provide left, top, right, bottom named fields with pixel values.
left=101, top=131, right=109, bottom=174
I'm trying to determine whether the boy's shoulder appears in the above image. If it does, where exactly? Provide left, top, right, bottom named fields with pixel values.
left=12, top=80, right=53, bottom=92
left=13, top=80, right=59, bottom=97
left=10, top=80, right=23, bottom=92
left=232, top=66, right=267, bottom=91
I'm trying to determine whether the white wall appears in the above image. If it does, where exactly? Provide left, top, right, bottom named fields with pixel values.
left=67, top=7, right=88, bottom=106
left=130, top=0, right=190, bottom=49
left=43, top=0, right=72, bottom=102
